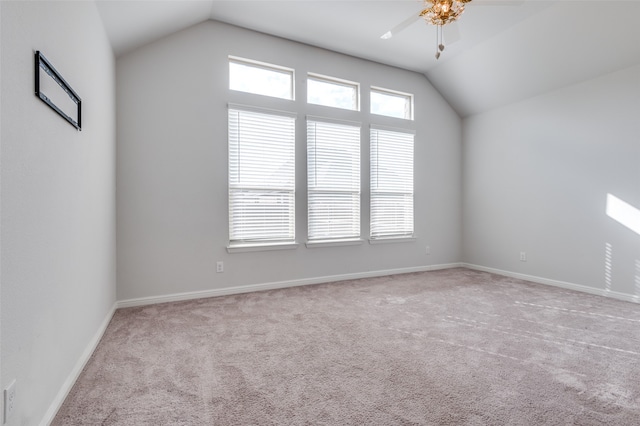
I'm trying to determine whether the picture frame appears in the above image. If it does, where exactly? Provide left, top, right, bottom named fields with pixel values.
left=34, top=51, right=82, bottom=131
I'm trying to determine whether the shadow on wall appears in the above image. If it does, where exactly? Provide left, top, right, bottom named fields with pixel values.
left=605, top=193, right=640, bottom=301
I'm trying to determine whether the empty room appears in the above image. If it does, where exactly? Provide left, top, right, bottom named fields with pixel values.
left=1, top=0, right=639, bottom=424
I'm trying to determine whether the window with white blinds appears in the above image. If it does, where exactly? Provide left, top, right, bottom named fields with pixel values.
left=370, top=127, right=414, bottom=239
left=307, top=119, right=361, bottom=242
left=228, top=107, right=296, bottom=245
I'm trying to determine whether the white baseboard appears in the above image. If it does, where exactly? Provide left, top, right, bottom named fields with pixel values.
left=462, top=263, right=640, bottom=304
left=40, top=302, right=117, bottom=426
left=117, top=263, right=464, bottom=308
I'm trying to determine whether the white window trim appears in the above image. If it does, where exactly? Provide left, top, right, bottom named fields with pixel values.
left=305, top=239, right=364, bottom=249
left=370, top=86, right=414, bottom=121
left=306, top=115, right=360, bottom=127
left=229, top=56, right=295, bottom=100
left=370, top=125, right=415, bottom=240
left=227, top=242, right=300, bottom=254
left=307, top=117, right=362, bottom=243
left=370, top=123, right=416, bottom=135
left=307, top=72, right=360, bottom=111
left=228, top=103, right=297, bottom=118
left=368, top=237, right=416, bottom=245
left=228, top=105, right=297, bottom=249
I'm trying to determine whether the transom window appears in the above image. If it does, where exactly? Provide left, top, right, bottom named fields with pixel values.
left=229, top=57, right=294, bottom=100
left=370, top=87, right=413, bottom=120
left=307, top=73, right=359, bottom=111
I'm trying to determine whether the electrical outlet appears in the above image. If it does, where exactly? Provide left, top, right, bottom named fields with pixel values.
left=520, top=252, right=527, bottom=262
left=4, top=380, right=16, bottom=423
left=216, top=261, right=224, bottom=273
left=425, top=246, right=431, bottom=255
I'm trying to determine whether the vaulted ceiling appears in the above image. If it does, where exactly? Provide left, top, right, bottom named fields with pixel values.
left=96, top=0, right=640, bottom=117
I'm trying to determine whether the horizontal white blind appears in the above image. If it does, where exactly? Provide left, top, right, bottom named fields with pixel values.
left=370, top=128, right=414, bottom=239
left=308, top=119, right=360, bottom=241
left=229, top=108, right=295, bottom=243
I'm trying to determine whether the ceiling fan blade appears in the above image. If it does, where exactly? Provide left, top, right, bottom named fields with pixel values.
left=380, top=12, right=421, bottom=39
left=380, top=0, right=522, bottom=40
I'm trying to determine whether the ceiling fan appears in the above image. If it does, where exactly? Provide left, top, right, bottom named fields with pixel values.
left=381, top=0, right=521, bottom=60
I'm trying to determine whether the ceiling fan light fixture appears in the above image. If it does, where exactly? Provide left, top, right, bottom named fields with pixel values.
left=421, top=0, right=472, bottom=60
left=381, top=0, right=473, bottom=60
left=420, top=0, right=468, bottom=26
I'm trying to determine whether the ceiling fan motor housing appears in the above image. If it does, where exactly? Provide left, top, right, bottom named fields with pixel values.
left=421, top=0, right=470, bottom=26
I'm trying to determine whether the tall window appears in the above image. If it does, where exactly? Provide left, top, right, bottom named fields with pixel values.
left=307, top=119, right=361, bottom=242
left=228, top=107, right=296, bottom=245
left=370, top=127, right=414, bottom=239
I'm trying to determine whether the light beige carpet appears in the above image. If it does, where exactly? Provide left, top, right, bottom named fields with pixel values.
left=53, top=268, right=640, bottom=425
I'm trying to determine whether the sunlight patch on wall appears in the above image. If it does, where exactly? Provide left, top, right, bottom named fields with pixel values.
left=606, top=194, right=640, bottom=235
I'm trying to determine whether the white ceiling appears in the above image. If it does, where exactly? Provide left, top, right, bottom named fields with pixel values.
left=96, top=0, right=640, bottom=117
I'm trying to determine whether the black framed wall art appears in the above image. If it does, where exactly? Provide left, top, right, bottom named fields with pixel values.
left=34, top=51, right=82, bottom=131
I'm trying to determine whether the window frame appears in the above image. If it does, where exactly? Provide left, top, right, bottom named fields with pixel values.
left=229, top=56, right=295, bottom=101
left=370, top=86, right=414, bottom=120
left=227, top=104, right=298, bottom=252
left=306, top=116, right=362, bottom=244
left=369, top=125, right=415, bottom=241
left=307, top=73, right=360, bottom=111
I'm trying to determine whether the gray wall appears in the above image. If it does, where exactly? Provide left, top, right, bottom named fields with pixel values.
left=0, top=1, right=116, bottom=424
left=462, top=64, right=640, bottom=299
left=116, top=20, right=463, bottom=301
left=0, top=5, right=638, bottom=423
